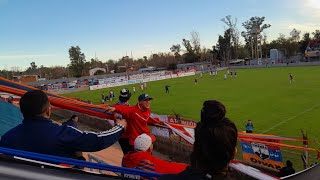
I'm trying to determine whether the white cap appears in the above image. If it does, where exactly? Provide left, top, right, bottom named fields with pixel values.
left=134, top=133, right=152, bottom=151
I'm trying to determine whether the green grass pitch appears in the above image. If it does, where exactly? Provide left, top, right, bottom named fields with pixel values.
left=65, top=66, right=320, bottom=169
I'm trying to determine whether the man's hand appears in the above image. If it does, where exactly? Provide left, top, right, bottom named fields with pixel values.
left=104, top=106, right=116, bottom=113
left=116, top=119, right=127, bottom=130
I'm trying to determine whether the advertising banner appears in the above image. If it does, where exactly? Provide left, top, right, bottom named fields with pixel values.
left=151, top=126, right=170, bottom=138
left=241, top=140, right=284, bottom=171
left=89, top=84, right=107, bottom=90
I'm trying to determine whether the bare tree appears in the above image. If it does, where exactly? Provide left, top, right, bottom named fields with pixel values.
left=191, top=31, right=201, bottom=55
left=221, top=15, right=240, bottom=59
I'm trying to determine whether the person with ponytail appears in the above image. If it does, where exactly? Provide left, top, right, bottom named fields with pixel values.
left=160, top=100, right=238, bottom=180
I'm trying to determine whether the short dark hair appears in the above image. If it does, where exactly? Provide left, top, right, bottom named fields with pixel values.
left=71, top=115, right=78, bottom=119
left=20, top=90, right=50, bottom=118
left=191, top=100, right=238, bottom=175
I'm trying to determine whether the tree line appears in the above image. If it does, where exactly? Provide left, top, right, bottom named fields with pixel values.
left=1, top=15, right=320, bottom=79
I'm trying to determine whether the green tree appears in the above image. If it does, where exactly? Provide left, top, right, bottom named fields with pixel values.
left=269, top=33, right=299, bottom=57
left=50, top=66, right=68, bottom=79
left=25, top=62, right=38, bottom=74
left=143, top=56, right=148, bottom=62
left=68, top=46, right=86, bottom=77
left=170, top=44, right=182, bottom=63
left=106, top=59, right=115, bottom=72
left=167, top=63, right=177, bottom=70
left=312, top=30, right=320, bottom=39
left=182, top=38, right=200, bottom=63
left=94, top=70, right=105, bottom=75
left=216, top=29, right=232, bottom=65
left=237, top=45, right=250, bottom=59
left=241, top=16, right=271, bottom=59
left=299, top=33, right=311, bottom=53
left=170, top=44, right=181, bottom=58
left=30, top=62, right=37, bottom=70
left=90, top=58, right=104, bottom=68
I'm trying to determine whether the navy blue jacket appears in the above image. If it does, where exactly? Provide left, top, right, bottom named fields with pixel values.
left=0, top=116, right=124, bottom=159
left=62, top=119, right=78, bottom=128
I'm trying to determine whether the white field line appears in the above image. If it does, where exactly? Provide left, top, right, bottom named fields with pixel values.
left=261, top=103, right=320, bottom=134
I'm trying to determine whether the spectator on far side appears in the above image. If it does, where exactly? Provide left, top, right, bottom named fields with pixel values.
left=278, top=160, right=295, bottom=177
left=62, top=114, right=79, bottom=128
left=245, top=120, right=254, bottom=133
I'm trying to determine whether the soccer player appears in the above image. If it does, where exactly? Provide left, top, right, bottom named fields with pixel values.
left=165, top=84, right=170, bottom=94
left=289, top=73, right=294, bottom=83
left=101, top=92, right=105, bottom=104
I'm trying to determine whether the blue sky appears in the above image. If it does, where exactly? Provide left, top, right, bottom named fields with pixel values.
left=0, top=0, right=319, bottom=70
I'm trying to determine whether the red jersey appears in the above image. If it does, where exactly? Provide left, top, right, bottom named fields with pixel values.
left=115, top=104, right=156, bottom=145
left=122, top=151, right=188, bottom=174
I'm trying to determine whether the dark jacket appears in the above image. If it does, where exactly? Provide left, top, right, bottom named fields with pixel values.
left=278, top=166, right=295, bottom=177
left=62, top=119, right=78, bottom=128
left=0, top=116, right=124, bottom=159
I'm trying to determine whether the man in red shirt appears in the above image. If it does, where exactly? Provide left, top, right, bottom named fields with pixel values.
left=107, top=93, right=157, bottom=150
left=122, top=133, right=187, bottom=174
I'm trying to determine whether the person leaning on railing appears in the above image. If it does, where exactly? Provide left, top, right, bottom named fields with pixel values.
left=106, top=93, right=159, bottom=152
left=0, top=90, right=127, bottom=160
